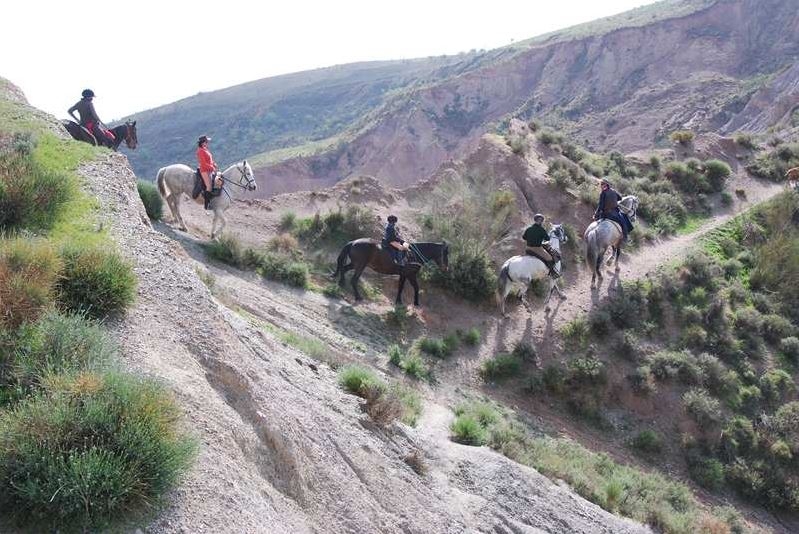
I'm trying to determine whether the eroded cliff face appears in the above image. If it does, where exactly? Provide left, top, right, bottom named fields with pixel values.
left=253, top=0, right=799, bottom=193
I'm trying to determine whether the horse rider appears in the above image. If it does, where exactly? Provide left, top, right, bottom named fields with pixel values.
left=523, top=213, right=560, bottom=278
left=594, top=178, right=630, bottom=242
left=197, top=135, right=219, bottom=209
left=68, top=89, right=115, bottom=147
left=383, top=215, right=409, bottom=265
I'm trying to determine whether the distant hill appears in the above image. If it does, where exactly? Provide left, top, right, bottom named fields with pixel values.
left=126, top=0, right=799, bottom=195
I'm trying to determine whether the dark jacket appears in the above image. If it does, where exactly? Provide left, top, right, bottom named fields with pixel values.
left=383, top=222, right=402, bottom=246
left=523, top=224, right=549, bottom=247
left=68, top=97, right=101, bottom=126
left=595, top=188, right=622, bottom=219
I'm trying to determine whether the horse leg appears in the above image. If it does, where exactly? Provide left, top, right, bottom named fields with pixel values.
left=544, top=280, right=555, bottom=312
left=409, top=274, right=420, bottom=307
left=338, top=263, right=353, bottom=287
left=218, top=211, right=228, bottom=238
left=173, top=196, right=188, bottom=232
left=351, top=267, right=365, bottom=301
left=615, top=245, right=622, bottom=270
left=396, top=274, right=406, bottom=305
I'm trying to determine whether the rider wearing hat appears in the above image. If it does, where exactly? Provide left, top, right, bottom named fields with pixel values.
left=523, top=213, right=560, bottom=278
left=383, top=214, right=409, bottom=265
left=197, top=135, right=219, bottom=209
left=68, top=89, right=115, bottom=147
left=594, top=178, right=629, bottom=242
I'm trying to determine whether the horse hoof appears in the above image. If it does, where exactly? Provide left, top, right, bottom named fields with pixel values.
left=544, top=306, right=551, bottom=314
left=561, top=294, right=568, bottom=301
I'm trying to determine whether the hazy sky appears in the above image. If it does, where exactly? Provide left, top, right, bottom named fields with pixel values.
left=2, top=0, right=657, bottom=121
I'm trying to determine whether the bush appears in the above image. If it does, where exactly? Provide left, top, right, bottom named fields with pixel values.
left=11, top=311, right=115, bottom=391
left=0, top=238, right=61, bottom=329
left=688, top=457, right=725, bottom=490
left=136, top=180, right=163, bottom=221
left=567, top=357, right=606, bottom=386
left=0, top=372, right=196, bottom=531
left=338, top=365, right=382, bottom=396
left=670, top=130, right=695, bottom=145
left=461, top=327, right=481, bottom=346
left=480, top=353, right=522, bottom=381
left=279, top=211, right=296, bottom=231
left=400, top=354, right=429, bottom=380
left=780, top=336, right=799, bottom=363
left=57, top=243, right=137, bottom=319
left=734, top=133, right=757, bottom=150
left=648, top=351, right=703, bottom=384
left=0, top=141, right=75, bottom=231
left=631, top=430, right=662, bottom=454
left=759, top=369, right=794, bottom=406
left=419, top=337, right=453, bottom=358
left=253, top=252, right=309, bottom=288
left=512, top=342, right=536, bottom=362
left=720, top=191, right=733, bottom=207
left=268, top=233, right=299, bottom=254
left=561, top=318, right=589, bottom=347
left=703, top=160, right=731, bottom=193
left=295, top=206, right=376, bottom=244
left=682, top=389, right=722, bottom=426
left=450, top=414, right=487, bottom=445
left=427, top=248, right=496, bottom=302
left=204, top=233, right=244, bottom=266
left=388, top=344, right=403, bottom=366
left=762, top=314, right=794, bottom=344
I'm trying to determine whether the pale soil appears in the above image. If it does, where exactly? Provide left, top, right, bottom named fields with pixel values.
left=80, top=154, right=651, bottom=534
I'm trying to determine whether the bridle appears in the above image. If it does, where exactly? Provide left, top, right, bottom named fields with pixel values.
left=220, top=163, right=256, bottom=191
left=123, top=121, right=137, bottom=149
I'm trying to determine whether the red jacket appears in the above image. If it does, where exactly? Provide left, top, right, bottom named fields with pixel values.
left=197, top=146, right=217, bottom=173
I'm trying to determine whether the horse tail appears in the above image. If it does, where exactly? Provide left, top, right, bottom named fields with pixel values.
left=156, top=167, right=169, bottom=199
left=586, top=228, right=598, bottom=273
left=496, top=262, right=511, bottom=310
left=331, top=241, right=353, bottom=279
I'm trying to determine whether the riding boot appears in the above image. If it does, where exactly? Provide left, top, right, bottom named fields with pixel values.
left=203, top=191, right=211, bottom=210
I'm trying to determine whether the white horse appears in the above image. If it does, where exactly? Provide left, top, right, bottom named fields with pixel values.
left=156, top=160, right=257, bottom=239
left=497, top=224, right=568, bottom=316
left=584, top=195, right=639, bottom=289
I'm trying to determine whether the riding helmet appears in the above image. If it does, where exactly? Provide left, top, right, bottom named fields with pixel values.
left=533, top=213, right=545, bottom=222
left=600, top=178, right=612, bottom=187
left=81, top=89, right=95, bottom=98
left=198, top=135, right=211, bottom=145
left=387, top=215, right=398, bottom=223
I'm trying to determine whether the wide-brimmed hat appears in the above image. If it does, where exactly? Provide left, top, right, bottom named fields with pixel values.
left=198, top=135, right=211, bottom=144
left=533, top=213, right=545, bottom=222
left=81, top=89, right=95, bottom=98
left=600, top=178, right=612, bottom=187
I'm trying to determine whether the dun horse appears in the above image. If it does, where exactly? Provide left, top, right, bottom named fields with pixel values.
left=331, top=240, right=448, bottom=306
left=156, top=161, right=257, bottom=239
left=496, top=224, right=568, bottom=316
left=584, top=195, right=639, bottom=288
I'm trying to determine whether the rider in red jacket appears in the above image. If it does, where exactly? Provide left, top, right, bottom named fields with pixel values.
left=196, top=135, right=218, bottom=208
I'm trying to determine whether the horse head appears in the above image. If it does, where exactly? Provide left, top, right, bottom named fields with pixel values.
left=549, top=224, right=567, bottom=244
left=237, top=160, right=257, bottom=191
left=620, top=195, right=639, bottom=221
left=124, top=120, right=138, bottom=149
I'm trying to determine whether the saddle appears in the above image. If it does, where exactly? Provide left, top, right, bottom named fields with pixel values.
left=193, top=169, right=223, bottom=199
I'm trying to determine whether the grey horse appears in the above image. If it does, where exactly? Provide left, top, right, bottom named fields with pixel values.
left=156, top=161, right=257, bottom=239
left=584, top=195, right=639, bottom=289
left=497, top=224, right=568, bottom=316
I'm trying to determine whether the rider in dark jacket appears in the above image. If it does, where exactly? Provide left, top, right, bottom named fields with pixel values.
left=382, top=215, right=408, bottom=265
left=594, top=178, right=629, bottom=241
left=68, top=89, right=115, bottom=147
left=523, top=214, right=560, bottom=278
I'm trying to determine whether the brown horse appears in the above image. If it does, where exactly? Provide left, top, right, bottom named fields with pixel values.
left=62, top=120, right=137, bottom=151
left=331, top=240, right=448, bottom=306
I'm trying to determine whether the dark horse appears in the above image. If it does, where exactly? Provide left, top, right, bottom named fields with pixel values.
left=62, top=120, right=138, bottom=151
left=331, top=239, right=449, bottom=306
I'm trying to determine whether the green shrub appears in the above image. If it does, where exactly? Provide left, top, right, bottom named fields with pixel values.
left=682, top=325, right=707, bottom=349
left=450, top=414, right=488, bottom=445
left=57, top=243, right=137, bottom=319
left=400, top=354, right=429, bottom=380
left=419, top=337, right=452, bottom=358
left=136, top=180, right=163, bottom=221
left=338, top=365, right=382, bottom=397
left=734, top=133, right=757, bottom=150
left=720, top=191, right=733, bottom=207
left=512, top=342, right=536, bottom=362
left=295, top=206, right=376, bottom=244
left=542, top=365, right=566, bottom=394
left=427, top=248, right=496, bottom=302
left=588, top=309, right=612, bottom=336
left=648, top=351, right=703, bottom=384
left=682, top=389, right=722, bottom=426
left=759, top=369, right=794, bottom=406
left=480, top=353, right=522, bottom=381
left=0, top=238, right=61, bottom=329
left=388, top=344, right=403, bottom=366
left=687, top=457, right=725, bottom=490
left=538, top=129, right=564, bottom=146
left=279, top=211, right=296, bottom=231
left=631, top=430, right=662, bottom=454
left=254, top=253, right=308, bottom=288
left=721, top=416, right=757, bottom=456
left=670, top=130, right=695, bottom=145
left=0, top=372, right=196, bottom=531
left=780, top=336, right=799, bottom=363
left=762, top=314, right=794, bottom=344
left=561, top=317, right=589, bottom=347
left=703, top=160, right=731, bottom=192
left=203, top=233, right=244, bottom=266
left=11, top=311, right=115, bottom=390
left=461, top=327, right=481, bottom=346
left=0, top=140, right=75, bottom=231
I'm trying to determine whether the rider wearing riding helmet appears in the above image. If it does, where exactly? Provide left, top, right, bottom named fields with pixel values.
left=383, top=215, right=409, bottom=265
left=594, top=178, right=629, bottom=242
left=68, top=89, right=115, bottom=147
left=523, top=213, right=560, bottom=278
left=197, top=135, right=219, bottom=210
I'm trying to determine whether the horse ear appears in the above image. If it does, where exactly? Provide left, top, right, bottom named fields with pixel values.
left=132, top=120, right=136, bottom=126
